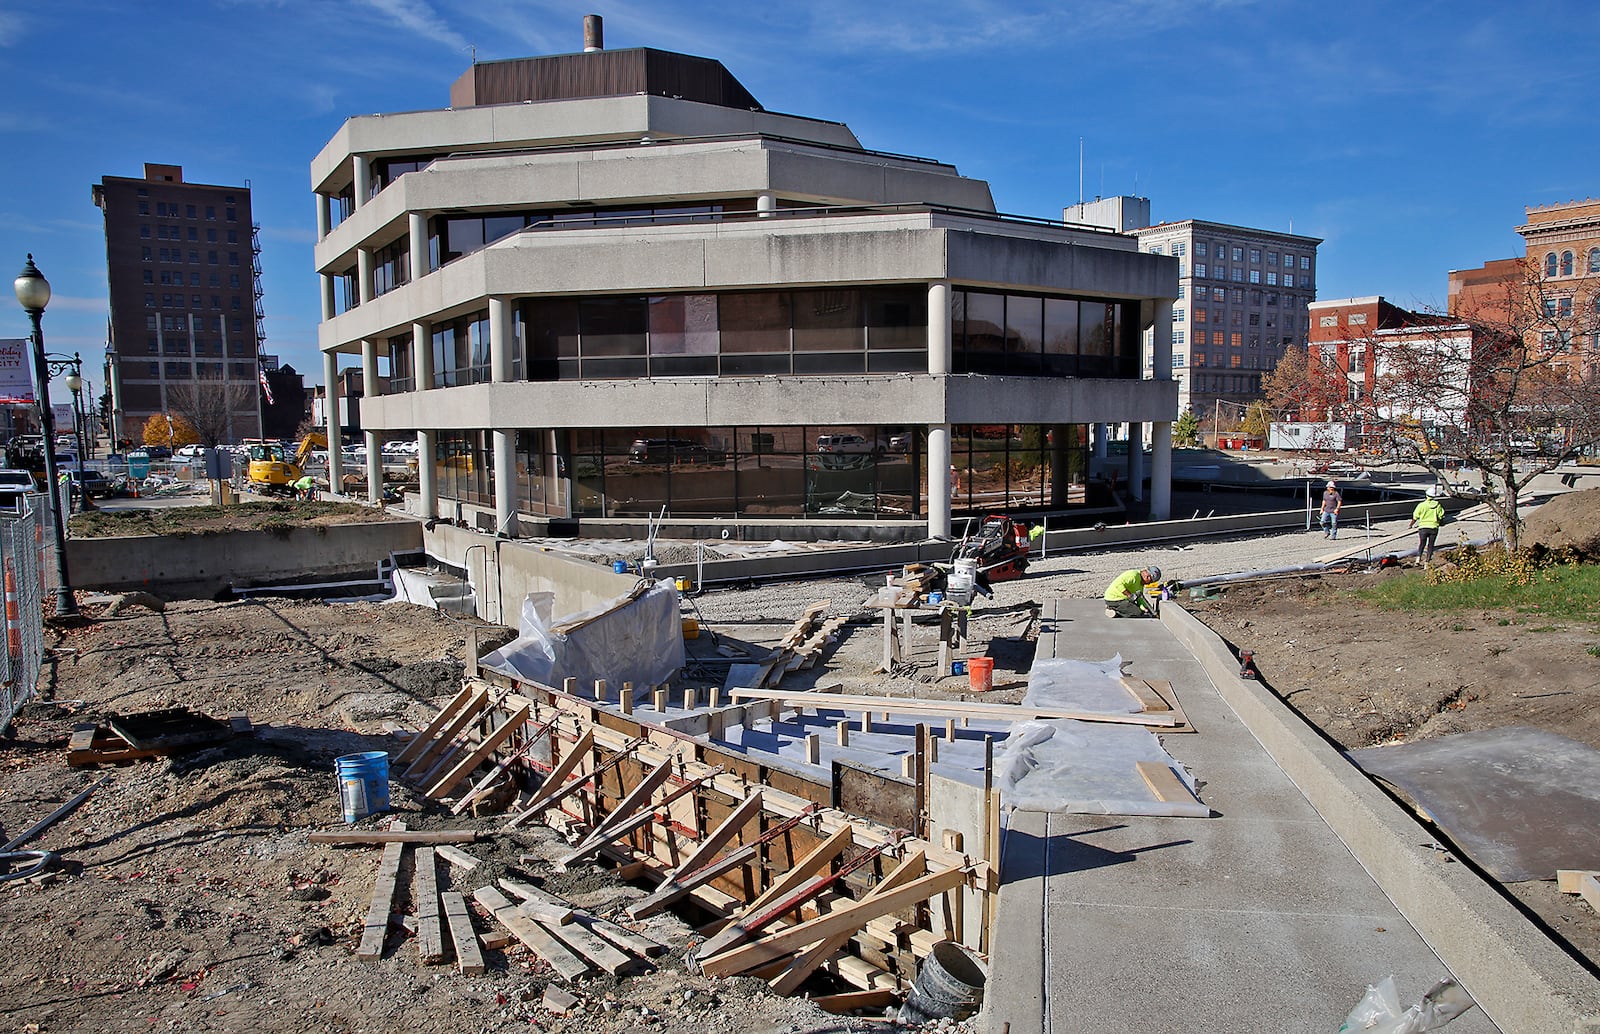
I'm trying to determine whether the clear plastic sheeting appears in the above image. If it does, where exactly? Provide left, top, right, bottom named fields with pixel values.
left=994, top=719, right=1204, bottom=816
left=482, top=580, right=685, bottom=693
left=1022, top=654, right=1137, bottom=713
left=996, top=653, right=1204, bottom=816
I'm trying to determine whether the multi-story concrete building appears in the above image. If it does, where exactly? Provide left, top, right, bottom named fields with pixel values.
left=314, top=25, right=1178, bottom=537
left=1067, top=197, right=1320, bottom=429
left=92, top=163, right=265, bottom=444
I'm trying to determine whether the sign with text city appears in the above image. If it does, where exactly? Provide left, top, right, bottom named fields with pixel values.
left=0, top=339, right=34, bottom=405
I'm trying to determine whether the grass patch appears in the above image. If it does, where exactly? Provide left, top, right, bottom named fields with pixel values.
left=1588, top=645, right=1600, bottom=658
left=1356, top=563, right=1600, bottom=621
left=69, top=500, right=383, bottom=538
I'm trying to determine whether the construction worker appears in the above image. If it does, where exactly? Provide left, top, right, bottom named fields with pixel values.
left=1318, top=480, right=1343, bottom=539
left=293, top=473, right=317, bottom=502
left=1409, top=486, right=1446, bottom=565
left=1104, top=566, right=1161, bottom=618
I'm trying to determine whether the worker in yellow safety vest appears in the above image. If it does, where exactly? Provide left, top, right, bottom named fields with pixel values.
left=1409, top=486, right=1447, bottom=565
left=1104, top=566, right=1161, bottom=618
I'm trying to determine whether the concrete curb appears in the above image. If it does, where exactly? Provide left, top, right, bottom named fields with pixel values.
left=1162, top=603, right=1600, bottom=1033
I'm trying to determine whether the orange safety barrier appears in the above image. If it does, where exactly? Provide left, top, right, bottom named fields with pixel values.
left=4, top=561, right=22, bottom=666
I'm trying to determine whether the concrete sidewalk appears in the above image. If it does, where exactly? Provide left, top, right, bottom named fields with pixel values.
left=982, top=599, right=1598, bottom=1033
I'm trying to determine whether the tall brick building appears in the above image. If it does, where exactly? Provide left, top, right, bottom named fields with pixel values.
left=92, top=163, right=265, bottom=443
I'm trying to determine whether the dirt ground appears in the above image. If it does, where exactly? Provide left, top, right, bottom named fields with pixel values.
left=1181, top=567, right=1600, bottom=975
left=0, top=598, right=908, bottom=1034
left=69, top=501, right=404, bottom=539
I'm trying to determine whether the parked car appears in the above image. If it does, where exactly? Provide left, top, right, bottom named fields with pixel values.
left=67, top=469, right=114, bottom=498
left=816, top=433, right=880, bottom=456
left=0, top=468, right=35, bottom=510
left=628, top=438, right=720, bottom=464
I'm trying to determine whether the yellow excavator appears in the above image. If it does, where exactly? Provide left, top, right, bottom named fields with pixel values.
left=247, top=432, right=327, bottom=495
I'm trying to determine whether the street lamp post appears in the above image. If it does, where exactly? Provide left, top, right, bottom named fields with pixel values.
left=47, top=352, right=93, bottom=513
left=13, top=255, right=77, bottom=617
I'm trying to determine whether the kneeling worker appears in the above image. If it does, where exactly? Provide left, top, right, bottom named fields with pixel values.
left=1104, top=566, right=1161, bottom=618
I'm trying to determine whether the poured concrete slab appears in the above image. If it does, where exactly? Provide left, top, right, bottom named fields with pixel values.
left=985, top=599, right=1501, bottom=1034
left=1350, top=726, right=1600, bottom=882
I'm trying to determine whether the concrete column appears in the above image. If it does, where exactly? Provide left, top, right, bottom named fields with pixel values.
left=417, top=429, right=437, bottom=519
left=315, top=194, right=330, bottom=241
left=927, top=280, right=951, bottom=375
left=356, top=247, right=374, bottom=305
left=1127, top=422, right=1145, bottom=503
left=1150, top=421, right=1172, bottom=520
left=1049, top=424, right=1068, bottom=505
left=1152, top=299, right=1174, bottom=380
left=324, top=350, right=343, bottom=491
left=413, top=320, right=433, bottom=389
left=320, top=274, right=335, bottom=321
left=1094, top=422, right=1108, bottom=459
left=409, top=212, right=428, bottom=280
left=362, top=339, right=382, bottom=504
left=352, top=155, right=371, bottom=208
left=494, top=431, right=516, bottom=537
left=757, top=192, right=776, bottom=218
left=489, top=296, right=514, bottom=383
left=927, top=423, right=951, bottom=539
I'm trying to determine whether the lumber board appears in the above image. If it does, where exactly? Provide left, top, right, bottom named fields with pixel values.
left=402, top=688, right=487, bottom=777
left=1136, top=761, right=1193, bottom=804
left=498, top=878, right=576, bottom=924
left=1557, top=869, right=1600, bottom=894
left=309, top=830, right=482, bottom=845
left=414, top=846, right=444, bottom=964
left=769, top=849, right=927, bottom=995
left=356, top=821, right=407, bottom=961
left=628, top=791, right=764, bottom=919
left=699, top=865, right=969, bottom=977
left=440, top=890, right=485, bottom=975
left=558, top=770, right=715, bottom=867
left=1583, top=874, right=1600, bottom=914
left=435, top=845, right=480, bottom=870
left=1118, top=676, right=1171, bottom=712
left=696, top=824, right=853, bottom=960
left=502, top=728, right=600, bottom=830
left=542, top=915, right=636, bottom=975
left=627, top=841, right=760, bottom=920
left=724, top=662, right=770, bottom=695
left=583, top=914, right=667, bottom=958
left=813, top=988, right=899, bottom=1014
left=450, top=724, right=550, bottom=816
left=394, top=686, right=475, bottom=765
left=726, top=688, right=1178, bottom=728
left=472, top=886, right=590, bottom=980
left=425, top=704, right=532, bottom=799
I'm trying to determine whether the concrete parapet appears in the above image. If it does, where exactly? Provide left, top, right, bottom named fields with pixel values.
left=1162, top=603, right=1600, bottom=1033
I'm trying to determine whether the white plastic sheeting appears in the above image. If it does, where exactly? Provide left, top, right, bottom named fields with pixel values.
left=995, top=654, right=1205, bottom=816
left=481, top=579, right=685, bottom=693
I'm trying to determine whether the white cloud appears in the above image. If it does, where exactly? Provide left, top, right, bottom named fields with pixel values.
left=358, top=0, right=470, bottom=53
left=41, top=295, right=108, bottom=314
left=0, top=11, right=24, bottom=47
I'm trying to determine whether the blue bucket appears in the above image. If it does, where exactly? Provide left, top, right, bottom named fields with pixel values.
left=612, top=560, right=628, bottom=574
left=951, top=660, right=967, bottom=676
left=335, top=751, right=391, bottom=823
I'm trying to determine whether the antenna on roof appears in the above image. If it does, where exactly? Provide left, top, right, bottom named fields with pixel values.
left=468, top=44, right=477, bottom=65
left=1078, top=137, right=1084, bottom=205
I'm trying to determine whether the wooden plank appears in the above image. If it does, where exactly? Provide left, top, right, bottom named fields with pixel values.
left=451, top=721, right=551, bottom=816
left=502, top=728, right=599, bottom=830
left=440, top=891, right=485, bottom=975
left=414, top=846, right=444, bottom=964
left=583, top=914, right=667, bottom=958
left=425, top=704, right=532, bottom=799
left=627, top=791, right=764, bottom=919
left=560, top=756, right=675, bottom=851
left=724, top=663, right=768, bottom=695
left=401, top=689, right=489, bottom=780
left=1119, top=676, right=1170, bottom=712
left=695, top=824, right=853, bottom=961
left=499, top=878, right=577, bottom=924
left=309, top=830, right=481, bottom=845
left=558, top=770, right=716, bottom=868
left=1557, top=869, right=1600, bottom=894
left=813, top=988, right=899, bottom=1014
left=435, top=845, right=481, bottom=871
left=727, top=688, right=1178, bottom=728
left=541, top=915, right=636, bottom=976
left=356, top=821, right=407, bottom=961
left=473, top=886, right=590, bottom=980
left=394, top=686, right=478, bottom=766
left=699, top=865, right=968, bottom=977
left=1136, top=761, right=1193, bottom=803
left=770, top=849, right=928, bottom=995
left=1582, top=874, right=1600, bottom=915
left=627, top=842, right=761, bottom=920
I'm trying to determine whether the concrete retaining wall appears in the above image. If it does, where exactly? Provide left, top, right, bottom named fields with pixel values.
left=68, top=520, right=423, bottom=597
left=422, top=522, right=636, bottom=626
left=1162, top=603, right=1600, bottom=1033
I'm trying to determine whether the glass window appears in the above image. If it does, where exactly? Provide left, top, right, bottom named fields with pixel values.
left=1561, top=251, right=1574, bottom=276
left=1172, top=308, right=1185, bottom=323
left=865, top=287, right=925, bottom=352
left=1042, top=298, right=1077, bottom=375
left=719, top=292, right=791, bottom=354
left=578, top=297, right=647, bottom=357
left=1249, top=270, right=1261, bottom=284
left=1284, top=274, right=1295, bottom=288
left=1004, top=295, right=1043, bottom=375
left=793, top=289, right=861, bottom=352
left=1231, top=247, right=1243, bottom=261
left=648, top=295, right=719, bottom=355
left=1300, top=256, right=1310, bottom=270
left=1196, top=242, right=1207, bottom=257
left=1267, top=272, right=1278, bottom=286
left=1589, top=248, right=1600, bottom=274
left=1249, top=249, right=1261, bottom=263
left=961, top=292, right=1006, bottom=374
left=1231, top=268, right=1244, bottom=282
left=525, top=298, right=577, bottom=380
left=1267, top=252, right=1278, bottom=266
left=1195, top=263, right=1206, bottom=278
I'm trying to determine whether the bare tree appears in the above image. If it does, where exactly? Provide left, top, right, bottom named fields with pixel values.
left=1261, top=345, right=1346, bottom=420
left=165, top=374, right=257, bottom=448
left=1295, top=260, right=1600, bottom=549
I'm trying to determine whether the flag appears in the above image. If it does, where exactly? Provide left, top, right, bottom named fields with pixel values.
left=258, top=363, right=275, bottom=406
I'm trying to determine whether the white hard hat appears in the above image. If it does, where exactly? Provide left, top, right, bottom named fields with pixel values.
left=1427, top=485, right=1441, bottom=498
left=1326, top=480, right=1336, bottom=488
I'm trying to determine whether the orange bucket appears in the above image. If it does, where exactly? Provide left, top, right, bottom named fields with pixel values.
left=967, top=657, right=995, bottom=693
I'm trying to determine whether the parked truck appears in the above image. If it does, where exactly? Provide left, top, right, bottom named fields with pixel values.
left=1267, top=422, right=1354, bottom=452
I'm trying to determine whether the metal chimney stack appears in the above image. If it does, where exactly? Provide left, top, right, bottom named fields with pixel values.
left=583, top=14, right=604, bottom=52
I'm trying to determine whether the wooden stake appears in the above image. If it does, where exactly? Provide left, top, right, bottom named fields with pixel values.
left=709, top=686, right=721, bottom=708
left=685, top=688, right=698, bottom=711
left=621, top=682, right=634, bottom=715
left=425, top=704, right=532, bottom=799
left=653, top=687, right=668, bottom=712
left=594, top=678, right=607, bottom=702
left=835, top=720, right=849, bottom=746
left=805, top=733, right=820, bottom=764
left=945, top=718, right=957, bottom=742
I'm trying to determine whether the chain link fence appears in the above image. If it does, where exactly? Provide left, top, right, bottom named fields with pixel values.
left=0, top=498, right=49, bottom=734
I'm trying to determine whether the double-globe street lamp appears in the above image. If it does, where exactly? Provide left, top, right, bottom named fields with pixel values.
left=43, top=351, right=93, bottom=513
left=13, top=255, right=77, bottom=617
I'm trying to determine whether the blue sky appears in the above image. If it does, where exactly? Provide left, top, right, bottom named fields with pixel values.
left=3, top=0, right=1599, bottom=389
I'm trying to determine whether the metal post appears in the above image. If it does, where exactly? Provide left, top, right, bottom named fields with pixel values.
left=22, top=308, right=75, bottom=616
